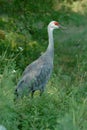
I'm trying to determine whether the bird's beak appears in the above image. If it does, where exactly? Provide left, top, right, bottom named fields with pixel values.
left=59, top=25, right=67, bottom=30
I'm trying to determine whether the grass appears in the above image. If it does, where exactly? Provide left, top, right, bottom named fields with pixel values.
left=0, top=0, right=87, bottom=130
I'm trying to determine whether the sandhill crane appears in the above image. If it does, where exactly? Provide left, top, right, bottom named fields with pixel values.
left=14, top=21, right=61, bottom=99
left=0, top=125, right=7, bottom=130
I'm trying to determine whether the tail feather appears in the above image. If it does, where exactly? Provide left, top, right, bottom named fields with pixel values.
left=14, top=88, right=18, bottom=101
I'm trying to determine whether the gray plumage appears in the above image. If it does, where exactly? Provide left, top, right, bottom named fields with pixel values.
left=15, top=21, right=60, bottom=99
left=0, top=125, right=7, bottom=130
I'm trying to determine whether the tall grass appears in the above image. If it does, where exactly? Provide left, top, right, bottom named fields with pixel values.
left=0, top=57, right=87, bottom=130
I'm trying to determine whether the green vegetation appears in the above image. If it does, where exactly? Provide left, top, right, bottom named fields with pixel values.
left=0, top=0, right=87, bottom=129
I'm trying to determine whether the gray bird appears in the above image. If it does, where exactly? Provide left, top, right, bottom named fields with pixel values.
left=0, top=125, right=7, bottom=130
left=15, top=21, right=61, bottom=99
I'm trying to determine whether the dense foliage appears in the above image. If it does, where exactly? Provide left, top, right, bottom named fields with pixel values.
left=0, top=0, right=87, bottom=130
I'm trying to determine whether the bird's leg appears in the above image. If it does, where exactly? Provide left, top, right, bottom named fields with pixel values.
left=31, top=90, right=35, bottom=98
left=40, top=89, right=44, bottom=96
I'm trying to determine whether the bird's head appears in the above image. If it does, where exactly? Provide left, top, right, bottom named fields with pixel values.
left=48, top=21, right=60, bottom=30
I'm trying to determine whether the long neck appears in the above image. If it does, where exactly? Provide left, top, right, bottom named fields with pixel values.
left=46, top=27, right=54, bottom=57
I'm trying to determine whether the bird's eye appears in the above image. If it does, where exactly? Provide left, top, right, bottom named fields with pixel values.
left=54, top=22, right=59, bottom=26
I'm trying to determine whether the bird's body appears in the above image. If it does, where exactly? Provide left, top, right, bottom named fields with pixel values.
left=15, top=21, right=60, bottom=99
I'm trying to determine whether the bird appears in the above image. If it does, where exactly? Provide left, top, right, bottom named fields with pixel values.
left=0, top=125, right=7, bottom=130
left=14, top=21, right=61, bottom=99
